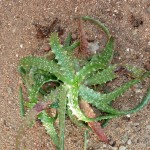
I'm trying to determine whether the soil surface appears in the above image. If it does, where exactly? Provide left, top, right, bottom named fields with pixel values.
left=0, top=0, right=150, bottom=150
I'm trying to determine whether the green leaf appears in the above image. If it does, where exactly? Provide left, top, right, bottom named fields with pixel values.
left=77, top=37, right=114, bottom=83
left=67, top=85, right=89, bottom=121
left=79, top=85, right=103, bottom=104
left=28, top=80, right=48, bottom=104
left=65, top=41, right=80, bottom=72
left=125, top=64, right=146, bottom=78
left=21, top=67, right=58, bottom=107
left=28, top=73, right=56, bottom=104
left=18, top=66, right=30, bottom=88
left=38, top=111, right=59, bottom=149
left=18, top=66, right=26, bottom=75
left=67, top=82, right=117, bottom=122
left=25, top=81, right=61, bottom=108
left=44, top=85, right=63, bottom=102
left=67, top=108, right=87, bottom=128
left=90, top=36, right=114, bottom=66
left=98, top=85, right=150, bottom=115
left=50, top=102, right=59, bottom=108
left=19, top=56, right=66, bottom=82
left=101, top=119, right=110, bottom=128
left=84, top=130, right=89, bottom=150
left=80, top=79, right=140, bottom=114
left=19, top=86, right=25, bottom=117
left=102, top=79, right=140, bottom=104
left=79, top=86, right=118, bottom=114
left=80, top=79, right=140, bottom=105
left=126, top=86, right=150, bottom=114
left=80, top=72, right=150, bottom=116
left=50, top=33, right=75, bottom=81
left=65, top=41, right=80, bottom=51
left=58, top=86, right=67, bottom=150
left=85, top=65, right=117, bottom=85
left=78, top=83, right=150, bottom=121
left=24, top=102, right=35, bottom=108
left=64, top=32, right=72, bottom=47
left=100, top=70, right=149, bottom=107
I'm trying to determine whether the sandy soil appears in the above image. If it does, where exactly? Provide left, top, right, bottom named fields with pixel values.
left=0, top=0, right=150, bottom=150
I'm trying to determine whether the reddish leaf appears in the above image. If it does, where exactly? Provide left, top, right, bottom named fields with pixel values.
left=75, top=18, right=89, bottom=58
left=80, top=100, right=109, bottom=144
left=34, top=18, right=58, bottom=39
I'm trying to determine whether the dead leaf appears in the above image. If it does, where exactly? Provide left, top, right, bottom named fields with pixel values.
left=79, top=100, right=109, bottom=144
left=75, top=18, right=89, bottom=58
left=34, top=18, right=59, bottom=39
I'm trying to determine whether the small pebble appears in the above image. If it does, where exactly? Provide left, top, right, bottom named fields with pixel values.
left=20, top=44, right=23, bottom=48
left=146, top=125, right=150, bottom=130
left=74, top=6, right=78, bottom=13
left=135, top=89, right=141, bottom=93
left=114, top=9, right=118, bottom=13
left=112, top=147, right=118, bottom=150
left=127, top=139, right=132, bottom=145
left=126, top=114, right=130, bottom=118
left=12, top=28, right=16, bottom=33
left=122, top=135, right=128, bottom=143
left=132, top=29, right=138, bottom=36
left=88, top=41, right=99, bottom=54
left=119, top=146, right=126, bottom=150
left=103, top=144, right=106, bottom=148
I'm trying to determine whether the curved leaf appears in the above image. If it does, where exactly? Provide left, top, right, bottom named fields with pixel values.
left=64, top=32, right=72, bottom=47
left=28, top=75, right=57, bottom=104
left=65, top=41, right=80, bottom=51
left=85, top=65, right=117, bottom=85
left=58, top=86, right=67, bottom=150
left=19, top=56, right=66, bottom=82
left=77, top=37, right=114, bottom=83
left=82, top=16, right=110, bottom=38
left=38, top=111, right=59, bottom=149
left=50, top=33, right=75, bottom=80
left=67, top=86, right=89, bottom=121
left=125, top=64, right=146, bottom=78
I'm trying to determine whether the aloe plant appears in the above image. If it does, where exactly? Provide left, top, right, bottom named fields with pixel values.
left=17, top=16, right=150, bottom=150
